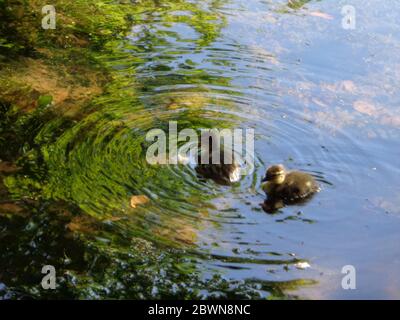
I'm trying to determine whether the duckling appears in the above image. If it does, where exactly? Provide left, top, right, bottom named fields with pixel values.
left=195, top=134, right=240, bottom=185
left=261, top=164, right=320, bottom=203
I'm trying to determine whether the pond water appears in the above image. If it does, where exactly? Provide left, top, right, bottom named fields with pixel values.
left=1, top=0, right=400, bottom=299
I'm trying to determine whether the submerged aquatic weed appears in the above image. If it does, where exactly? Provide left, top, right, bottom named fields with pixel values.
left=0, top=0, right=315, bottom=299
left=0, top=0, right=269, bottom=299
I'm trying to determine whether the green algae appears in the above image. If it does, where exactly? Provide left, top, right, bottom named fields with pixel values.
left=0, top=0, right=314, bottom=299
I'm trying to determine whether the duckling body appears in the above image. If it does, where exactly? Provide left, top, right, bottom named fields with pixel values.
left=195, top=134, right=240, bottom=185
left=262, top=164, right=319, bottom=203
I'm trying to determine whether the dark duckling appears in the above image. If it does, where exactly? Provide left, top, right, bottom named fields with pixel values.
left=195, top=134, right=240, bottom=185
left=261, top=164, right=320, bottom=212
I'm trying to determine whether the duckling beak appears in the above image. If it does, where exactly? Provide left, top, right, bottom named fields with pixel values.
left=261, top=176, right=269, bottom=183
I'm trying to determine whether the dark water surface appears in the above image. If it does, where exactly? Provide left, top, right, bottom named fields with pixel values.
left=1, top=0, right=400, bottom=299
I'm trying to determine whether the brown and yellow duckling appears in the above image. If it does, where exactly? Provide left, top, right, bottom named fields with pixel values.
left=195, top=135, right=240, bottom=185
left=261, top=164, right=320, bottom=212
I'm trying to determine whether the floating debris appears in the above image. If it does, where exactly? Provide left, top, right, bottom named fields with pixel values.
left=130, top=195, right=150, bottom=208
left=295, top=262, right=311, bottom=270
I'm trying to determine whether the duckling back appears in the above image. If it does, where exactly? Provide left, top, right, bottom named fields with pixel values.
left=270, top=171, right=319, bottom=203
left=196, top=150, right=240, bottom=184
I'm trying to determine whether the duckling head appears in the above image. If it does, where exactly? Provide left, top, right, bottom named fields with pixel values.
left=262, top=164, right=286, bottom=185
